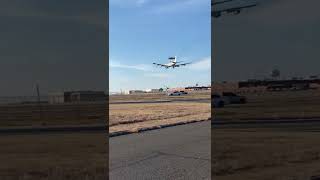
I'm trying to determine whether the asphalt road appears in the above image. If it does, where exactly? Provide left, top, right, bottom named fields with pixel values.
left=109, top=121, right=211, bottom=180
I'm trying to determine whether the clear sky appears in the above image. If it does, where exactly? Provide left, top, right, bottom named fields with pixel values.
left=110, top=0, right=211, bottom=92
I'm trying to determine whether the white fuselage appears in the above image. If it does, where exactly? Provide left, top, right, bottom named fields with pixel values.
left=165, top=58, right=177, bottom=67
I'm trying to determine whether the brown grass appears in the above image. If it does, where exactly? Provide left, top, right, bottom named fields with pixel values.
left=109, top=91, right=210, bottom=133
left=212, top=128, right=320, bottom=180
left=109, top=102, right=210, bottom=126
left=214, top=89, right=320, bottom=120
left=109, top=102, right=210, bottom=133
left=0, top=102, right=106, bottom=127
left=0, top=133, right=107, bottom=180
left=213, top=89, right=320, bottom=179
left=110, top=91, right=210, bottom=102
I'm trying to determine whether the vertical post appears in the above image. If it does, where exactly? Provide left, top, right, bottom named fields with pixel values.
left=36, top=83, right=42, bottom=123
left=36, top=83, right=41, bottom=103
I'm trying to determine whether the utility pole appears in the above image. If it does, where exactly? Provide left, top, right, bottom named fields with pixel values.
left=36, top=83, right=41, bottom=103
left=36, top=83, right=43, bottom=123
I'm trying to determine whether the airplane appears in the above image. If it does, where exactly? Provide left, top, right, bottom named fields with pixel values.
left=212, top=0, right=257, bottom=18
left=153, top=56, right=191, bottom=69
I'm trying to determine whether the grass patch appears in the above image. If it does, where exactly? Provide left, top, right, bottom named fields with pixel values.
left=0, top=133, right=107, bottom=180
left=214, top=90, right=320, bottom=120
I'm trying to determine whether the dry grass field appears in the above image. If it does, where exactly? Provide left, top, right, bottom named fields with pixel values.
left=0, top=133, right=107, bottom=180
left=212, top=128, right=320, bottom=180
left=109, top=91, right=210, bottom=102
left=109, top=102, right=210, bottom=133
left=0, top=102, right=106, bottom=127
left=213, top=89, right=320, bottom=179
left=109, top=91, right=211, bottom=133
left=215, top=89, right=320, bottom=120
left=0, top=102, right=108, bottom=179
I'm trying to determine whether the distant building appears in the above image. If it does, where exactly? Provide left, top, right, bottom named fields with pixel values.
left=145, top=89, right=161, bottom=93
left=129, top=90, right=145, bottom=94
left=48, top=92, right=65, bottom=104
left=167, top=87, right=186, bottom=92
left=69, top=91, right=106, bottom=102
left=48, top=91, right=106, bottom=104
left=238, top=79, right=320, bottom=91
left=185, top=86, right=210, bottom=91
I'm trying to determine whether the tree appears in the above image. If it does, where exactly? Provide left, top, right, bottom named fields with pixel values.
left=271, top=69, right=280, bottom=80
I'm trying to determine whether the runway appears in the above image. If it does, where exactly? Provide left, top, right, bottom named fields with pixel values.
left=109, top=121, right=211, bottom=180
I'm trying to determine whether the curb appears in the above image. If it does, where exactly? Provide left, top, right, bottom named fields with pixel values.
left=109, top=118, right=210, bottom=138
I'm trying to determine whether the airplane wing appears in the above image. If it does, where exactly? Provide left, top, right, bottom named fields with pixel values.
left=212, top=4, right=257, bottom=17
left=176, top=62, right=192, bottom=66
left=212, top=0, right=234, bottom=6
left=153, top=63, right=167, bottom=67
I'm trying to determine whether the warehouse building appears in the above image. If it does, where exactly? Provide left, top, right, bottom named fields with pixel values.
left=129, top=90, right=145, bottom=94
left=48, top=91, right=106, bottom=104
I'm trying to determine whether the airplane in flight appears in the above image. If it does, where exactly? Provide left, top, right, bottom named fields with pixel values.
left=153, top=56, right=191, bottom=69
left=212, top=0, right=258, bottom=18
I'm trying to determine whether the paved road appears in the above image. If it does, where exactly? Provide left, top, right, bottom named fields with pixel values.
left=109, top=121, right=211, bottom=180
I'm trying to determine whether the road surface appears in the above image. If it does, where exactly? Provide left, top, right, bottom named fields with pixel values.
left=109, top=121, right=211, bottom=180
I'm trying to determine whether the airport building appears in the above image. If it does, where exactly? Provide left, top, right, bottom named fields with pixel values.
left=185, top=86, right=211, bottom=91
left=128, top=90, right=145, bottom=94
left=238, top=79, right=320, bottom=91
left=48, top=92, right=65, bottom=104
left=48, top=91, right=106, bottom=104
left=145, top=89, right=161, bottom=93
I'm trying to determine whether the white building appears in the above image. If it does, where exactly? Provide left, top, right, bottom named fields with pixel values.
left=48, top=92, right=65, bottom=104
left=145, top=89, right=160, bottom=93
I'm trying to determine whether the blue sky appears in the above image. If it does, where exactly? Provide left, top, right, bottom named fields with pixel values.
left=110, top=0, right=211, bottom=92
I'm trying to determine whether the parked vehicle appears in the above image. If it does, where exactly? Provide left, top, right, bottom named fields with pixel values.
left=179, top=91, right=188, bottom=94
left=212, top=94, right=224, bottom=108
left=167, top=91, right=182, bottom=96
left=222, top=92, right=246, bottom=104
